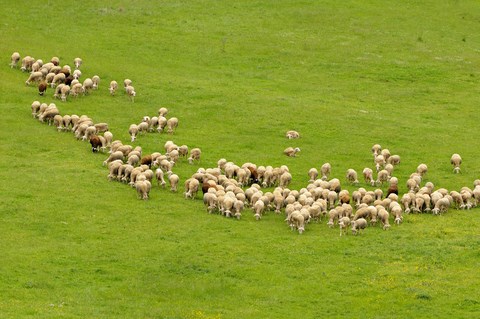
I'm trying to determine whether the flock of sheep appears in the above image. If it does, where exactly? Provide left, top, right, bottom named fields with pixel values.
left=12, top=51, right=480, bottom=236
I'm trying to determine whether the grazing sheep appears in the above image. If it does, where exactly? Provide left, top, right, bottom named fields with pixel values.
left=387, top=154, right=401, bottom=166
left=129, top=124, right=139, bottom=142
left=73, top=69, right=82, bottom=80
left=376, top=169, right=389, bottom=186
left=10, top=52, right=21, bottom=68
left=108, top=80, right=118, bottom=95
left=188, top=148, right=201, bottom=164
left=450, top=154, right=462, bottom=174
left=92, top=75, right=100, bottom=90
left=60, top=85, right=70, bottom=102
left=288, top=211, right=306, bottom=234
left=21, top=56, right=35, bottom=72
left=135, top=180, right=151, bottom=200
left=126, top=85, right=136, bottom=102
left=38, top=81, right=47, bottom=95
left=184, top=178, right=200, bottom=199
left=339, top=216, right=351, bottom=236
left=70, top=83, right=83, bottom=97
left=82, top=78, right=93, bottom=94
left=362, top=167, right=375, bottom=186
left=74, top=57, right=82, bottom=69
left=168, top=173, right=179, bottom=192
left=25, top=71, right=44, bottom=86
left=346, top=169, right=359, bottom=185
left=253, top=199, right=265, bottom=220
left=308, top=168, right=318, bottom=183
left=378, top=208, right=391, bottom=230
left=89, top=135, right=103, bottom=152
left=166, top=117, right=178, bottom=134
left=124, top=79, right=132, bottom=89
left=351, top=218, right=367, bottom=235
left=432, top=197, right=450, bottom=215
left=158, top=107, right=168, bottom=117
left=374, top=154, right=386, bottom=172
left=372, top=144, right=382, bottom=157
left=279, top=171, right=292, bottom=188
left=103, top=150, right=124, bottom=166
left=286, top=130, right=300, bottom=139
left=319, top=162, right=331, bottom=181
left=51, top=72, right=66, bottom=88
left=417, top=163, right=428, bottom=176
left=155, top=168, right=166, bottom=188
left=283, top=147, right=300, bottom=157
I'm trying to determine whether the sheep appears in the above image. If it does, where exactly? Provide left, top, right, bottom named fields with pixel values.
left=135, top=180, right=151, bottom=200
left=203, top=190, right=218, bottom=213
left=105, top=80, right=117, bottom=96
left=74, top=57, right=82, bottom=69
left=103, top=150, right=124, bottom=166
left=351, top=218, right=367, bottom=235
left=25, top=71, right=44, bottom=86
left=184, top=178, right=200, bottom=199
left=89, top=135, right=103, bottom=152
left=155, top=168, right=166, bottom=188
left=288, top=211, right=306, bottom=234
left=92, top=75, right=100, bottom=90
left=376, top=169, right=389, bottom=186
left=70, top=83, right=83, bottom=98
left=417, top=163, right=428, bottom=176
left=279, top=172, right=292, bottom=188
left=73, top=69, right=82, bottom=80
left=137, top=121, right=149, bottom=135
left=158, top=107, right=168, bottom=117
left=307, top=167, right=318, bottom=183
left=53, top=115, right=64, bottom=131
left=320, top=163, right=331, bottom=180
left=360, top=167, right=374, bottom=186
left=283, top=147, right=300, bottom=157
left=432, top=197, right=450, bottom=215
left=10, top=52, right=21, bottom=68
left=387, top=154, right=401, bottom=166
left=285, top=130, right=300, bottom=139
left=378, top=208, right=391, bottom=230
left=346, top=169, right=359, bottom=185
left=126, top=85, right=136, bottom=102
left=391, top=203, right=403, bottom=224
left=129, top=124, right=139, bottom=142
left=450, top=154, right=462, bottom=174
left=374, top=154, right=386, bottom=172
left=60, top=85, right=70, bottom=102
left=253, top=199, right=265, bottom=220
left=188, top=148, right=201, bottom=164
left=82, top=78, right=94, bottom=94
left=168, top=173, right=179, bottom=192
left=51, top=72, right=66, bottom=88
left=124, top=79, right=132, bottom=89
left=372, top=144, right=382, bottom=157
left=166, top=117, right=179, bottom=134
left=21, top=56, right=35, bottom=72
left=327, top=208, right=339, bottom=228
left=156, top=116, right=168, bottom=133
left=31, top=101, right=41, bottom=118
left=339, top=216, right=351, bottom=236
left=37, top=81, right=47, bottom=96
left=38, top=103, right=59, bottom=124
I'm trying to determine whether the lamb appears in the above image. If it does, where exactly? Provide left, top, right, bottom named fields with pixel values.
left=126, top=85, right=136, bottom=102
left=346, top=169, right=359, bottom=185
left=92, top=75, right=100, bottom=90
left=135, top=180, right=151, bottom=200
left=351, top=218, right=367, bottom=235
left=10, top=52, right=21, bottom=68
left=450, top=154, right=462, bottom=174
left=109, top=80, right=118, bottom=95
left=283, top=147, right=300, bottom=157
left=285, top=130, right=300, bottom=139
left=168, top=173, right=179, bottom=192
left=188, top=148, right=201, bottom=164
left=166, top=117, right=178, bottom=134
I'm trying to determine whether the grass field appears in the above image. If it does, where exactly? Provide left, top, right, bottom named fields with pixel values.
left=1, top=1, right=480, bottom=318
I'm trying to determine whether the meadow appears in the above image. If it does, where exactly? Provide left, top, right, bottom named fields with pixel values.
left=1, top=1, right=480, bottom=318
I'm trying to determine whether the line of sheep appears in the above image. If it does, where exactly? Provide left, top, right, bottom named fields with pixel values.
left=128, top=108, right=179, bottom=142
left=11, top=52, right=135, bottom=102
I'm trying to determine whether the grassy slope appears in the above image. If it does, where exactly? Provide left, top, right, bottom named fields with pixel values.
left=1, top=1, right=480, bottom=318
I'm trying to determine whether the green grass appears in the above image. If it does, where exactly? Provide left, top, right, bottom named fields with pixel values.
left=1, top=0, right=480, bottom=318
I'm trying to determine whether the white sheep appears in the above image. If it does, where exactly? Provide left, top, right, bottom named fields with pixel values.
left=129, top=124, right=138, bottom=142
left=432, top=197, right=450, bottom=215
left=82, top=78, right=93, bottom=95
left=135, top=180, right=151, bottom=200
left=25, top=71, right=44, bottom=86
left=378, top=208, right=390, bottom=230
left=184, top=178, right=200, bottom=199
left=108, top=80, right=118, bottom=95
left=70, top=83, right=83, bottom=97
left=362, top=167, right=375, bottom=186
left=10, top=52, right=21, bottom=68
left=74, top=57, right=82, bottom=69
left=308, top=168, right=318, bottom=183
left=339, top=216, right=351, bottom=236
left=51, top=73, right=66, bottom=88
left=279, top=171, right=292, bottom=188
left=374, top=154, right=385, bottom=172
left=168, top=173, right=179, bottom=192
left=166, top=117, right=178, bottom=134
left=387, top=154, right=401, bottom=166
left=351, top=218, right=367, bottom=235
left=285, top=130, right=300, bottom=139
left=371, top=144, right=382, bottom=157
left=416, top=163, right=428, bottom=176
left=283, top=147, right=300, bottom=157
left=346, top=169, right=359, bottom=185
left=73, top=69, right=82, bottom=80
left=124, top=79, right=132, bottom=89
left=60, top=85, right=70, bottom=102
left=31, top=101, right=41, bottom=118
left=21, top=56, right=35, bottom=72
left=126, top=85, right=136, bottom=102
left=450, top=154, right=462, bottom=174
left=137, top=121, right=149, bottom=135
left=320, top=162, right=331, bottom=180
left=188, top=148, right=201, bottom=164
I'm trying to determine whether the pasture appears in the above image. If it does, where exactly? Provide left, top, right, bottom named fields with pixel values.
left=1, top=1, right=480, bottom=318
